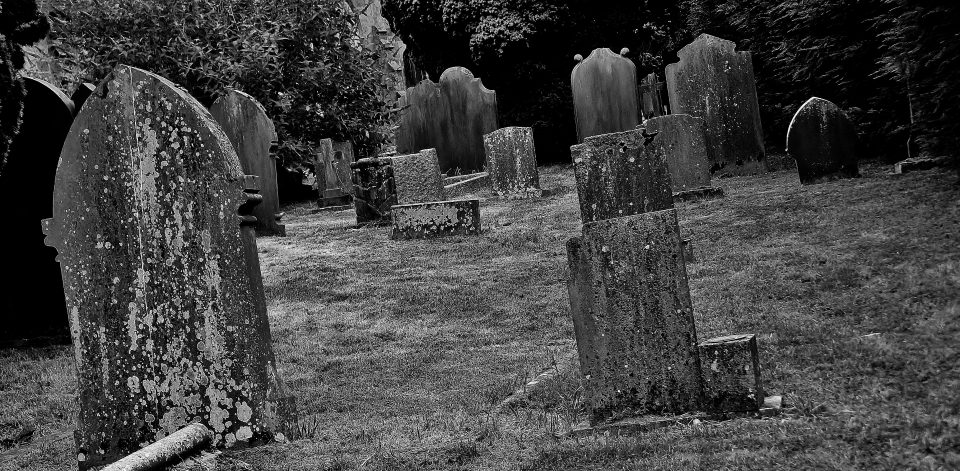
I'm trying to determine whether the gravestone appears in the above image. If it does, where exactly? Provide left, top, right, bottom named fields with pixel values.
left=483, top=127, right=542, bottom=198
left=0, top=77, right=73, bottom=347
left=391, top=199, right=481, bottom=240
left=571, top=48, right=640, bottom=142
left=665, top=34, right=766, bottom=176
left=396, top=66, right=498, bottom=173
left=210, top=89, right=285, bottom=236
left=42, top=65, right=291, bottom=469
left=571, top=129, right=673, bottom=224
left=315, top=139, right=355, bottom=206
left=698, top=334, right=763, bottom=412
left=71, top=82, right=96, bottom=116
left=639, top=72, right=668, bottom=119
left=351, top=157, right=397, bottom=225
left=786, top=97, right=860, bottom=185
left=643, top=114, right=722, bottom=200
left=567, top=209, right=704, bottom=424
left=390, top=148, right=445, bottom=204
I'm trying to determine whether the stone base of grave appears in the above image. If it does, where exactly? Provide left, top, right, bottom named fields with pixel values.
left=893, top=156, right=954, bottom=174
left=443, top=173, right=489, bottom=198
left=699, top=334, right=763, bottom=412
left=391, top=199, right=482, bottom=240
left=674, top=186, right=724, bottom=203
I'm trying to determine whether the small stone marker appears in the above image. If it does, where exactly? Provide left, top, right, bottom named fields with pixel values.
left=351, top=157, right=397, bottom=225
left=786, top=97, right=860, bottom=185
left=390, top=148, right=445, bottom=204
left=698, top=334, right=763, bottom=412
left=571, top=48, right=640, bottom=142
left=483, top=127, right=542, bottom=198
left=666, top=34, right=766, bottom=176
left=571, top=129, right=673, bottom=224
left=210, top=89, right=285, bottom=236
left=391, top=199, right=481, bottom=240
left=316, top=139, right=354, bottom=206
left=567, top=209, right=704, bottom=424
left=0, top=76, right=73, bottom=346
left=42, top=65, right=291, bottom=469
left=643, top=114, right=723, bottom=201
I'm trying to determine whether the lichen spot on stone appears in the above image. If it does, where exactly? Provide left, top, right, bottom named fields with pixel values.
left=236, top=402, right=253, bottom=423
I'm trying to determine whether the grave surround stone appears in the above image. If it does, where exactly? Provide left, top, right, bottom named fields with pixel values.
left=483, top=127, right=542, bottom=198
left=42, top=65, right=291, bottom=469
left=786, top=97, right=860, bottom=185
left=571, top=48, right=640, bottom=142
left=698, top=334, right=763, bottom=412
left=390, top=148, right=445, bottom=204
left=391, top=199, right=481, bottom=239
left=316, top=139, right=355, bottom=206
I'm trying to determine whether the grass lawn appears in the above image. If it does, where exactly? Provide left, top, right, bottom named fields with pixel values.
left=2, top=162, right=958, bottom=470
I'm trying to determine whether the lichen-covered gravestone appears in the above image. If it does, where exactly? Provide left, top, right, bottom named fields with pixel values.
left=351, top=157, right=397, bottom=225
left=786, top=97, right=860, bottom=185
left=315, top=139, right=355, bottom=206
left=0, top=77, right=73, bottom=347
left=665, top=34, right=766, bottom=176
left=391, top=148, right=445, bottom=204
left=571, top=129, right=674, bottom=224
left=644, top=114, right=722, bottom=200
left=210, top=89, right=285, bottom=236
left=397, top=67, right=498, bottom=173
left=571, top=48, right=640, bottom=142
left=483, top=127, right=542, bottom=198
left=42, top=65, right=291, bottom=469
left=391, top=199, right=481, bottom=240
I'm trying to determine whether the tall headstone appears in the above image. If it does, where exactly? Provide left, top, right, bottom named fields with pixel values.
left=396, top=67, right=498, bottom=173
left=643, top=114, right=719, bottom=198
left=351, top=157, right=397, bottom=225
left=483, top=126, right=542, bottom=198
left=665, top=34, right=766, bottom=176
left=391, top=148, right=445, bottom=204
left=0, top=77, right=73, bottom=347
left=315, top=139, right=355, bottom=206
left=210, top=89, right=285, bottom=236
left=571, top=129, right=673, bottom=224
left=42, top=65, right=291, bottom=469
left=639, top=72, right=668, bottom=119
left=571, top=48, right=640, bottom=142
left=786, top=97, right=860, bottom=185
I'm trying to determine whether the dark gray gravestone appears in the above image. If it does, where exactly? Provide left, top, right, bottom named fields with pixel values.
left=639, top=72, right=668, bottom=119
left=567, top=209, right=704, bottom=424
left=351, top=157, right=397, bottom=225
left=786, top=97, right=860, bottom=185
left=0, top=77, right=73, bottom=347
left=315, top=139, right=354, bottom=206
left=483, top=126, right=542, bottom=198
left=643, top=114, right=715, bottom=195
left=42, top=65, right=291, bottom=469
left=391, top=148, right=445, bottom=204
left=571, top=129, right=673, bottom=224
left=210, top=90, right=285, bottom=236
left=665, top=34, right=766, bottom=176
left=70, top=82, right=96, bottom=116
left=571, top=48, right=640, bottom=142
left=396, top=67, right=498, bottom=173
left=698, top=334, right=763, bottom=412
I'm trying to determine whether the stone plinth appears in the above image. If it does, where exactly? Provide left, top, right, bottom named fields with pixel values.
left=786, top=97, right=860, bottom=185
left=483, top=127, right=542, bottom=198
left=698, top=334, right=763, bottom=412
left=391, top=199, right=481, bottom=240
left=391, top=148, right=445, bottom=204
left=351, top=157, right=397, bottom=225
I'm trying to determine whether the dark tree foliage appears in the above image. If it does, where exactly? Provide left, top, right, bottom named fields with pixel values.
left=383, top=0, right=688, bottom=162
left=0, top=0, right=50, bottom=174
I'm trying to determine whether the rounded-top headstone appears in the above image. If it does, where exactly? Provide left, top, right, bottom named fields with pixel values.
left=786, top=97, right=859, bottom=185
left=571, top=48, right=640, bottom=143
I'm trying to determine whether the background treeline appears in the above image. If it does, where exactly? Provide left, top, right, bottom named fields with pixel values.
left=385, top=0, right=959, bottom=164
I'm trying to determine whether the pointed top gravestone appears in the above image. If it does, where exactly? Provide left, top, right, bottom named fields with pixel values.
left=665, top=34, right=766, bottom=176
left=571, top=48, right=640, bottom=142
left=210, top=89, right=285, bottom=236
left=786, top=97, right=860, bottom=185
left=0, top=77, right=73, bottom=347
left=396, top=66, right=498, bottom=173
left=42, top=65, right=290, bottom=469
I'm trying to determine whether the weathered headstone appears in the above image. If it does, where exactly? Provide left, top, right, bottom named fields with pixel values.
left=483, top=127, right=542, bottom=198
left=639, top=72, right=668, bottom=119
left=391, top=148, right=445, bottom=204
left=786, top=97, right=860, bottom=185
left=571, top=48, right=640, bottom=143
left=210, top=89, right=286, bottom=236
left=571, top=129, right=673, bottom=224
left=567, top=209, right=704, bottom=424
left=698, top=334, right=763, bottom=412
left=71, top=82, right=96, bottom=116
left=391, top=199, right=481, bottom=240
left=643, top=114, right=723, bottom=200
left=42, top=65, right=291, bottom=469
left=397, top=66, right=498, bottom=173
left=665, top=34, right=766, bottom=176
left=351, top=157, right=397, bottom=225
left=315, top=139, right=355, bottom=207
left=0, top=77, right=73, bottom=347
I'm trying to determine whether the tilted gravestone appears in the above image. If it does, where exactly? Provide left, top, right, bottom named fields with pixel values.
left=0, top=77, right=73, bottom=347
left=786, top=97, right=860, bottom=185
left=210, top=89, right=285, bottom=236
left=666, top=34, right=766, bottom=176
left=483, top=126, right=542, bottom=198
left=42, top=65, right=292, bottom=469
left=644, top=114, right=722, bottom=200
left=396, top=67, right=498, bottom=173
left=571, top=48, right=640, bottom=143
left=391, top=148, right=445, bottom=204
left=315, top=139, right=355, bottom=206
left=571, top=128, right=673, bottom=224
left=351, top=157, right=397, bottom=225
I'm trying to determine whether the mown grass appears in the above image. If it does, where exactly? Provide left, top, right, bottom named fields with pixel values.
left=1, top=163, right=958, bottom=470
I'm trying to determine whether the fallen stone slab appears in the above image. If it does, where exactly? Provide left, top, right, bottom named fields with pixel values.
left=391, top=199, right=482, bottom=240
left=893, top=156, right=954, bottom=174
